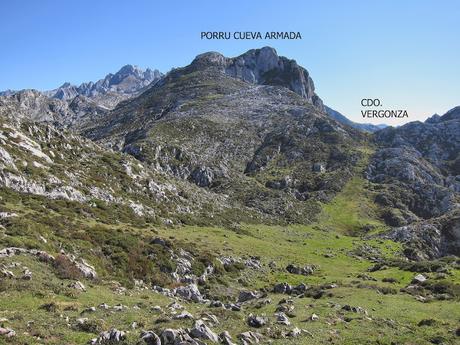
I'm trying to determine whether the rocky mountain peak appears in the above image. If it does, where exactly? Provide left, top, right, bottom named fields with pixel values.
left=425, top=114, right=441, bottom=124
left=191, top=52, right=227, bottom=68
left=112, top=64, right=145, bottom=81
left=190, top=47, right=324, bottom=111
left=60, top=82, right=72, bottom=88
left=440, top=105, right=460, bottom=122
left=229, top=46, right=281, bottom=77
left=36, top=64, right=165, bottom=109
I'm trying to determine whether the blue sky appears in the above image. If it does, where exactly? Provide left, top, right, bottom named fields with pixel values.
left=1, top=0, right=459, bottom=125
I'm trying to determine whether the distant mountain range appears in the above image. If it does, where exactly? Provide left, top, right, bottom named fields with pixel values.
left=1, top=64, right=163, bottom=109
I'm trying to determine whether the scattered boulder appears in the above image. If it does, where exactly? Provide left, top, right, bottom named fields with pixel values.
left=152, top=305, right=162, bottom=312
left=89, top=329, right=126, bottom=344
left=368, top=264, right=388, bottom=272
left=69, top=281, right=86, bottom=291
left=0, top=327, right=15, bottom=338
left=0, top=212, right=17, bottom=219
left=189, top=320, right=219, bottom=342
left=201, top=313, right=219, bottom=326
left=226, top=303, right=241, bottom=311
left=273, top=282, right=292, bottom=294
left=175, top=283, right=204, bottom=302
left=82, top=306, right=97, bottom=314
left=140, top=330, right=161, bottom=345
left=342, top=305, right=367, bottom=314
left=323, top=283, right=338, bottom=289
left=310, top=313, right=319, bottom=321
left=2, top=248, right=54, bottom=262
left=286, top=264, right=318, bottom=276
left=412, top=274, right=428, bottom=284
left=161, top=329, right=187, bottom=344
left=219, top=331, right=236, bottom=345
left=292, top=283, right=308, bottom=295
left=247, top=314, right=267, bottom=328
left=21, top=268, right=32, bottom=280
left=238, top=290, right=260, bottom=303
left=254, top=298, right=271, bottom=308
left=0, top=247, right=27, bottom=258
left=77, top=261, right=97, bottom=279
left=113, top=304, right=127, bottom=312
left=0, top=269, right=14, bottom=278
left=167, top=301, right=184, bottom=310
left=273, top=282, right=308, bottom=296
left=287, top=327, right=301, bottom=338
left=276, top=304, right=294, bottom=314
left=151, top=237, right=169, bottom=247
left=244, top=257, right=262, bottom=270
left=238, top=331, right=263, bottom=344
left=275, top=312, right=290, bottom=325
left=174, top=311, right=194, bottom=320
left=209, top=300, right=224, bottom=308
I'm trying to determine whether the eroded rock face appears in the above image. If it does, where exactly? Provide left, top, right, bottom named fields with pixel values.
left=190, top=166, right=214, bottom=187
left=369, top=107, right=460, bottom=258
left=384, top=210, right=460, bottom=259
left=367, top=147, right=454, bottom=219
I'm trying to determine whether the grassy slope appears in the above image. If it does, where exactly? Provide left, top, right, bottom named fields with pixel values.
left=0, top=148, right=459, bottom=344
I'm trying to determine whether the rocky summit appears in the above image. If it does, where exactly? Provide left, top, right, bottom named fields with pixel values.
left=44, top=64, right=163, bottom=109
left=0, top=47, right=459, bottom=345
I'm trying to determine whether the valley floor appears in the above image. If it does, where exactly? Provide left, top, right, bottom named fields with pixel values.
left=1, top=220, right=459, bottom=344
